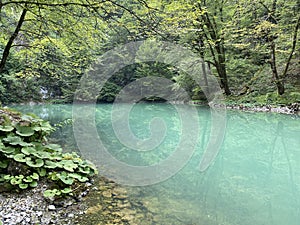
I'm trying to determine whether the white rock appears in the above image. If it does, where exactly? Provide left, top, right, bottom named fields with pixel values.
left=48, top=205, right=56, bottom=211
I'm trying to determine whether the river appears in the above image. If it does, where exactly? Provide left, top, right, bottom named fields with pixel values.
left=11, top=103, right=300, bottom=225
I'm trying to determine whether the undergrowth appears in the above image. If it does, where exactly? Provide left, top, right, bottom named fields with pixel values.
left=0, top=108, right=98, bottom=199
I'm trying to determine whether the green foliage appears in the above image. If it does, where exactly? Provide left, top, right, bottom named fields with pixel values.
left=0, top=0, right=299, bottom=105
left=0, top=108, right=97, bottom=198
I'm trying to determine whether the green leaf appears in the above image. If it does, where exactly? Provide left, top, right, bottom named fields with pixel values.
left=59, top=160, right=78, bottom=172
left=68, top=173, right=88, bottom=182
left=15, top=125, right=35, bottom=137
left=23, top=176, right=33, bottom=183
left=44, top=144, right=62, bottom=152
left=0, top=146, right=16, bottom=154
left=78, top=166, right=91, bottom=174
left=0, top=125, right=14, bottom=132
left=44, top=160, right=58, bottom=169
left=21, top=146, right=36, bottom=155
left=3, top=135, right=23, bottom=145
left=3, top=175, right=11, bottom=180
left=10, top=178, right=20, bottom=185
left=37, top=168, right=47, bottom=177
left=0, top=160, right=9, bottom=168
left=29, top=181, right=38, bottom=187
left=22, top=146, right=51, bottom=159
left=26, top=158, right=44, bottom=168
left=0, top=141, right=5, bottom=149
left=10, top=175, right=24, bottom=185
left=21, top=114, right=35, bottom=122
left=44, top=189, right=61, bottom=198
left=61, top=187, right=72, bottom=194
left=19, top=183, right=29, bottom=189
left=33, top=121, right=53, bottom=133
left=2, top=135, right=32, bottom=146
left=31, top=172, right=39, bottom=180
left=13, top=153, right=27, bottom=162
left=57, top=172, right=74, bottom=185
left=48, top=172, right=59, bottom=181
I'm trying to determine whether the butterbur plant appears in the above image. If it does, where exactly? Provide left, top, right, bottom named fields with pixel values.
left=0, top=108, right=98, bottom=198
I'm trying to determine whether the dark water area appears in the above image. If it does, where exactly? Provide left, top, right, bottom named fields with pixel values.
left=11, top=103, right=300, bottom=225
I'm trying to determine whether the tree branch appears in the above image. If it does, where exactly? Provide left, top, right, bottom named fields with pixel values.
left=282, top=15, right=300, bottom=78
left=0, top=7, right=27, bottom=73
left=1, top=0, right=107, bottom=7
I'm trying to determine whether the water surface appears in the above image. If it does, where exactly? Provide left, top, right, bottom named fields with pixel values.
left=12, top=103, right=300, bottom=225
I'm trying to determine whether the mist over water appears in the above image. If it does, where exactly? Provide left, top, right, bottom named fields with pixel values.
left=13, top=103, right=300, bottom=225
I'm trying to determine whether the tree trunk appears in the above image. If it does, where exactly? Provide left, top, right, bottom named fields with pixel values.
left=0, top=8, right=27, bottom=74
left=198, top=3, right=231, bottom=96
left=217, top=61, right=231, bottom=95
left=215, top=42, right=231, bottom=95
left=281, top=15, right=300, bottom=81
left=270, top=41, right=285, bottom=95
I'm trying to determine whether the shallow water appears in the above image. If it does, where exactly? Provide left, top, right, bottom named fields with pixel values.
left=12, top=103, right=300, bottom=225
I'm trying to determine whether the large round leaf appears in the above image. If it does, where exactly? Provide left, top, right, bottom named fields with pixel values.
left=44, top=144, right=62, bottom=152
left=21, top=147, right=36, bottom=156
left=19, top=183, right=28, bottom=189
left=59, top=160, right=78, bottom=172
left=23, top=176, right=33, bottom=183
left=3, top=135, right=23, bottom=145
left=61, top=187, right=72, bottom=194
left=3, top=135, right=32, bottom=147
left=14, top=153, right=27, bottom=162
left=30, top=172, right=39, bottom=180
left=22, top=146, right=51, bottom=159
left=16, top=125, right=35, bottom=137
left=26, top=158, right=44, bottom=168
left=0, top=125, right=14, bottom=132
left=37, top=168, right=47, bottom=177
left=57, top=172, right=74, bottom=185
left=29, top=181, right=38, bottom=188
left=44, top=160, right=58, bottom=169
left=69, top=173, right=89, bottom=182
left=43, top=189, right=61, bottom=198
left=0, top=146, right=16, bottom=154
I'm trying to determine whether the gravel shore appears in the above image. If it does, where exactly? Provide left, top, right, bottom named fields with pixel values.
left=0, top=180, right=90, bottom=225
left=225, top=103, right=299, bottom=114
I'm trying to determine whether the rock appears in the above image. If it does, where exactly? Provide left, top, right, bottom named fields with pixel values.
left=121, top=214, right=135, bottom=221
left=117, top=201, right=131, bottom=208
left=85, top=182, right=92, bottom=187
left=112, top=187, right=127, bottom=195
left=48, top=205, right=56, bottom=211
left=85, top=204, right=103, bottom=214
left=115, top=194, right=127, bottom=200
left=102, top=190, right=112, bottom=198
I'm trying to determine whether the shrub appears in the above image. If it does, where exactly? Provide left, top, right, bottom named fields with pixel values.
left=0, top=108, right=97, bottom=198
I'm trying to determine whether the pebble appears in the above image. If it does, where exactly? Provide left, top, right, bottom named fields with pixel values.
left=48, top=205, right=56, bottom=211
left=0, top=181, right=87, bottom=225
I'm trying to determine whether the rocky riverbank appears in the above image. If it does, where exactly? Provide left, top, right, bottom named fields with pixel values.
left=191, top=101, right=300, bottom=115
left=225, top=102, right=299, bottom=114
left=0, top=176, right=164, bottom=225
left=75, top=177, right=157, bottom=225
left=0, top=179, right=91, bottom=225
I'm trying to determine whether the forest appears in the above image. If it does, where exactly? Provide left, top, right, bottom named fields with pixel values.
left=0, top=0, right=299, bottom=106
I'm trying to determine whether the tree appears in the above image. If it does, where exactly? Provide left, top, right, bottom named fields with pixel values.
left=0, top=0, right=154, bottom=103
left=228, top=0, right=300, bottom=95
left=143, top=0, right=232, bottom=95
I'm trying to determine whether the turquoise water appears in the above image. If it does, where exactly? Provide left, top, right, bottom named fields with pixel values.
left=12, top=103, right=300, bottom=225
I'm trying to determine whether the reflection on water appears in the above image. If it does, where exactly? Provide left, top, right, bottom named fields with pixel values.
left=12, top=104, right=300, bottom=225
